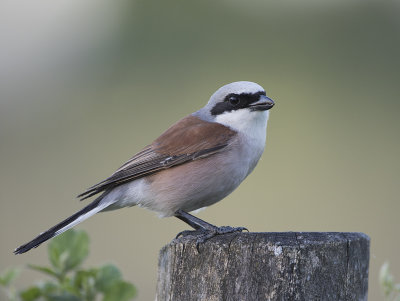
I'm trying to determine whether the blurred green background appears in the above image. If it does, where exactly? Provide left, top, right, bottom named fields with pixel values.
left=1, top=0, right=399, bottom=300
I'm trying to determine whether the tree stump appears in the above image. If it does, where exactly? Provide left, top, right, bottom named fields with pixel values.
left=156, top=232, right=369, bottom=301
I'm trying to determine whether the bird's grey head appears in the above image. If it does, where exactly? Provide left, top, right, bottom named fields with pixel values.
left=194, top=81, right=275, bottom=132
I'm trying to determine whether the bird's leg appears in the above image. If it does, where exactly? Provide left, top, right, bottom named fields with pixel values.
left=174, top=209, right=218, bottom=231
left=174, top=209, right=248, bottom=251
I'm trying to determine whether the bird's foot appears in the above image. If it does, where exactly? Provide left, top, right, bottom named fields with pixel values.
left=174, top=209, right=248, bottom=252
left=213, top=226, right=248, bottom=235
left=176, top=226, right=248, bottom=252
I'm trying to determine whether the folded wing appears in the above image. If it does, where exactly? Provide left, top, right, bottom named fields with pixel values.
left=78, top=115, right=236, bottom=200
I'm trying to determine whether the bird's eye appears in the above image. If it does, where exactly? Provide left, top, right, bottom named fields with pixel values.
left=228, top=95, right=240, bottom=106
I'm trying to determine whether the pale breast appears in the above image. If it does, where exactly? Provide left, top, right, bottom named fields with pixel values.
left=138, top=134, right=265, bottom=217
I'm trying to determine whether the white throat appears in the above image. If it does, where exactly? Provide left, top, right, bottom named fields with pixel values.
left=215, top=109, right=270, bottom=177
left=215, top=109, right=269, bottom=140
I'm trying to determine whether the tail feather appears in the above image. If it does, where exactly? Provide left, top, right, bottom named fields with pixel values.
left=14, top=197, right=109, bottom=254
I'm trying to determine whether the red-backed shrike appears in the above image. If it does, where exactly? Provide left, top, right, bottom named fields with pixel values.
left=15, top=81, right=274, bottom=254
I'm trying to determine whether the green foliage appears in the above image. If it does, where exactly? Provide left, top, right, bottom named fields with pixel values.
left=380, top=262, right=400, bottom=301
left=47, top=230, right=89, bottom=276
left=0, top=268, right=21, bottom=301
left=0, top=268, right=20, bottom=287
left=0, top=229, right=136, bottom=301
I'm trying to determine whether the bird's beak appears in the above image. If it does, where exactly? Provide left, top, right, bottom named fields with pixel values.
left=249, top=95, right=275, bottom=111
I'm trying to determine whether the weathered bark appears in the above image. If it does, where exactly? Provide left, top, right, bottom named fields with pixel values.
left=156, top=232, right=369, bottom=301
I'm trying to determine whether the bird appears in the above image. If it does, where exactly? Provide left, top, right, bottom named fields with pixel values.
left=14, top=81, right=275, bottom=254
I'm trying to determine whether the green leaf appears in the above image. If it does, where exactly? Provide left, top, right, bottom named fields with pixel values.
left=103, top=281, right=136, bottom=301
left=0, top=268, right=20, bottom=286
left=28, top=264, right=59, bottom=279
left=37, top=281, right=58, bottom=295
left=73, top=268, right=98, bottom=296
left=46, top=292, right=81, bottom=301
left=74, top=269, right=97, bottom=286
left=4, top=230, right=136, bottom=301
left=20, top=286, right=42, bottom=301
left=95, top=265, right=122, bottom=292
left=48, top=229, right=89, bottom=274
left=380, top=261, right=394, bottom=297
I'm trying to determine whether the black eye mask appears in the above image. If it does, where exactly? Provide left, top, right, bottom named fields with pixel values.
left=210, top=91, right=266, bottom=116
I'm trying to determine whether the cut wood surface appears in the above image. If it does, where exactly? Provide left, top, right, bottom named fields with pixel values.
left=156, top=232, right=369, bottom=301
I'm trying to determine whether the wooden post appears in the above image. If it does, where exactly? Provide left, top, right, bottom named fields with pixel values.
left=156, top=232, right=369, bottom=301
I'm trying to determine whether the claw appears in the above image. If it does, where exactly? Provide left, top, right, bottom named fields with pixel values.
left=176, top=230, right=195, bottom=239
left=214, top=226, right=247, bottom=235
left=195, top=230, right=217, bottom=253
left=174, top=210, right=248, bottom=253
left=176, top=225, right=248, bottom=253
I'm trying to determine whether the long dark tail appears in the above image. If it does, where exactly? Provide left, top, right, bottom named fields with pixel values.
left=14, top=197, right=109, bottom=254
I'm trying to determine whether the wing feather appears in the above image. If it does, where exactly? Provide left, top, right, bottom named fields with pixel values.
left=77, top=116, right=236, bottom=200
